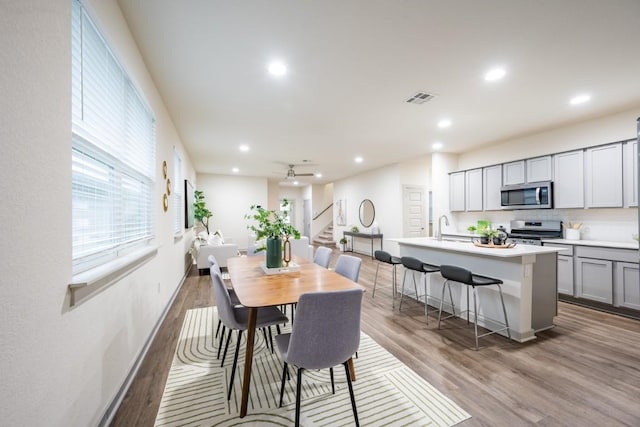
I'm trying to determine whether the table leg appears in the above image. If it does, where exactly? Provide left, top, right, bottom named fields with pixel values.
left=347, top=357, right=356, bottom=382
left=240, top=307, right=257, bottom=417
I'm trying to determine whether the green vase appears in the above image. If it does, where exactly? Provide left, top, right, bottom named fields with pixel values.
left=266, top=236, right=283, bottom=268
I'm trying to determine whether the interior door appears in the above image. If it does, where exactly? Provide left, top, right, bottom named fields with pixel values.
left=403, top=185, right=427, bottom=237
left=303, top=199, right=311, bottom=238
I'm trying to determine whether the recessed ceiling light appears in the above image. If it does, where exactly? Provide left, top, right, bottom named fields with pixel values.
left=354, top=156, right=363, bottom=163
left=268, top=60, right=287, bottom=77
left=315, top=173, right=322, bottom=178
left=239, top=145, right=249, bottom=152
left=569, top=94, right=591, bottom=105
left=293, top=181, right=299, bottom=186
left=232, top=167, right=239, bottom=173
left=437, top=119, right=452, bottom=129
left=485, top=67, right=506, bottom=82
left=432, top=142, right=443, bottom=150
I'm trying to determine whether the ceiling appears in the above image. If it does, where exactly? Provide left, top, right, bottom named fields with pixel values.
left=117, top=0, right=640, bottom=186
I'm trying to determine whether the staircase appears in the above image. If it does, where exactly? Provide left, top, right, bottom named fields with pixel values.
left=313, top=223, right=336, bottom=247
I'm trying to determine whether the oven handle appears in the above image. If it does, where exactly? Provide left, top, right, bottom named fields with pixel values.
left=536, top=187, right=540, bottom=204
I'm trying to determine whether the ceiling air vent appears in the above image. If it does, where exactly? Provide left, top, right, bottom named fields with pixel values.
left=406, top=92, right=436, bottom=104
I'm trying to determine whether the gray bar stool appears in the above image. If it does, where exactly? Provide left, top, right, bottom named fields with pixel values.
left=399, top=256, right=440, bottom=322
left=372, top=250, right=402, bottom=308
left=437, top=264, right=511, bottom=350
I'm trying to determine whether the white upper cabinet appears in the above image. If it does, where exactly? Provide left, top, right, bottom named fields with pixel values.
left=465, top=168, right=483, bottom=211
left=483, top=165, right=502, bottom=211
left=449, top=171, right=465, bottom=212
left=585, top=143, right=623, bottom=208
left=502, top=160, right=525, bottom=186
left=553, top=150, right=584, bottom=208
left=526, top=156, right=553, bottom=182
left=623, top=140, right=638, bottom=207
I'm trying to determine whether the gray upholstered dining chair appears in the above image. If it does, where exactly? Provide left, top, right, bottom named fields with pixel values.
left=313, top=246, right=332, bottom=268
left=208, top=256, right=240, bottom=340
left=211, top=271, right=288, bottom=400
left=334, top=254, right=362, bottom=282
left=275, top=288, right=364, bottom=427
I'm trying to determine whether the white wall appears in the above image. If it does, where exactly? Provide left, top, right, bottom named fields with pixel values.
left=311, top=183, right=334, bottom=238
left=195, top=174, right=268, bottom=249
left=0, top=1, right=195, bottom=426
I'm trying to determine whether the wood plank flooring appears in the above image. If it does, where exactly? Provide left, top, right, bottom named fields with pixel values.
left=110, top=248, right=640, bottom=426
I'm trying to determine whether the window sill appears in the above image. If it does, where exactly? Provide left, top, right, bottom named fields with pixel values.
left=69, top=246, right=158, bottom=307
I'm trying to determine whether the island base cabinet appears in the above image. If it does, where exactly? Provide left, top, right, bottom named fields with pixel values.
left=614, top=262, right=640, bottom=310
left=575, top=257, right=613, bottom=304
left=557, top=255, right=574, bottom=295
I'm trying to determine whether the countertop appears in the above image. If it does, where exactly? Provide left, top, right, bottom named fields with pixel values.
left=390, top=237, right=566, bottom=258
left=441, top=232, right=639, bottom=250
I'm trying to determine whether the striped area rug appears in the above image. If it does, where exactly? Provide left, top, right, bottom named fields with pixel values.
left=155, top=307, right=471, bottom=426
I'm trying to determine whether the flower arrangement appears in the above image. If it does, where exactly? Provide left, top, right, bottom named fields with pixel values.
left=245, top=199, right=300, bottom=246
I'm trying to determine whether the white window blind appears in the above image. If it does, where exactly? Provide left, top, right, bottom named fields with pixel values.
left=71, top=0, right=156, bottom=273
left=173, top=149, right=183, bottom=234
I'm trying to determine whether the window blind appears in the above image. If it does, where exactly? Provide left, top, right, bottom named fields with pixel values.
left=71, top=0, right=156, bottom=273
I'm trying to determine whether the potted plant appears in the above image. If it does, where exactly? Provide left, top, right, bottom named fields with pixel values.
left=194, top=190, right=213, bottom=235
left=339, top=236, right=348, bottom=251
left=245, top=199, right=300, bottom=268
left=480, top=227, right=499, bottom=245
left=467, top=225, right=477, bottom=234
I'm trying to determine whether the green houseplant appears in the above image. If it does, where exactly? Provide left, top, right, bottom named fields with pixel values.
left=245, top=199, right=300, bottom=268
left=193, top=190, right=213, bottom=235
left=339, top=236, right=348, bottom=251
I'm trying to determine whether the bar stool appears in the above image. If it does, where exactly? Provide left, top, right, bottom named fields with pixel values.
left=399, top=256, right=440, bottom=322
left=437, top=264, right=511, bottom=350
left=372, top=250, right=403, bottom=308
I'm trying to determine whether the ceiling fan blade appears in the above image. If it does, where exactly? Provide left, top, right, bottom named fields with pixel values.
left=294, top=172, right=315, bottom=177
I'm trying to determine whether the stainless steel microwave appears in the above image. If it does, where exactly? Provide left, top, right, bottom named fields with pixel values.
left=500, top=181, right=553, bottom=209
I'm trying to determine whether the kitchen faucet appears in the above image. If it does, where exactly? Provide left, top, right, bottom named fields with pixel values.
left=437, top=214, right=450, bottom=241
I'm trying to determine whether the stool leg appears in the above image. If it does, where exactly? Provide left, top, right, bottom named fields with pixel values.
left=412, top=273, right=419, bottom=303
left=392, top=265, right=397, bottom=309
left=438, top=280, right=447, bottom=329
left=447, top=280, right=456, bottom=317
left=496, top=284, right=511, bottom=339
left=473, top=286, right=479, bottom=350
left=399, top=270, right=408, bottom=310
left=423, top=273, right=429, bottom=324
left=373, top=263, right=380, bottom=297
left=466, top=286, right=470, bottom=324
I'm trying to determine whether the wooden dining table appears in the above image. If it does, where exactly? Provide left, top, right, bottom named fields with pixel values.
left=226, top=254, right=364, bottom=418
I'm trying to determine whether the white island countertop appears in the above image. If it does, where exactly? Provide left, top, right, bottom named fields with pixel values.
left=389, top=237, right=567, bottom=258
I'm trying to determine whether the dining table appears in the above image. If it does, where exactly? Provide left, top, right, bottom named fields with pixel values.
left=226, top=254, right=364, bottom=418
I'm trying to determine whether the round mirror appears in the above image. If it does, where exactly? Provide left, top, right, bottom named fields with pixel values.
left=359, top=199, right=375, bottom=228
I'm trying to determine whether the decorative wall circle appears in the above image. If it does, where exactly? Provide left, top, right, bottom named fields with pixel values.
left=166, top=178, right=172, bottom=195
left=162, top=193, right=169, bottom=212
left=162, top=160, right=168, bottom=179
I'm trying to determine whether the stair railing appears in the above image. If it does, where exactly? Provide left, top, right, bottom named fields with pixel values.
left=312, top=203, right=333, bottom=221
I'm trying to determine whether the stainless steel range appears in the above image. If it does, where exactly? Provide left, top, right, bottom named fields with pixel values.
left=508, top=220, right=563, bottom=246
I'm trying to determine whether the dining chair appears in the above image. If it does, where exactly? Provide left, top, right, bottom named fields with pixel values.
left=275, top=288, right=364, bottom=427
left=211, top=272, right=289, bottom=400
left=313, top=246, right=332, bottom=268
left=208, top=257, right=240, bottom=340
left=334, top=254, right=362, bottom=282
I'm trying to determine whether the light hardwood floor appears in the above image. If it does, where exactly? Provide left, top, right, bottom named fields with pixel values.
left=110, top=248, right=640, bottom=426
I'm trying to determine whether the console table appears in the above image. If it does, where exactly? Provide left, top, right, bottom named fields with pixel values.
left=343, top=231, right=383, bottom=259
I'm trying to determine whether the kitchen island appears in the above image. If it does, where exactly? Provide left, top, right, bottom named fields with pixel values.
left=391, top=237, right=567, bottom=342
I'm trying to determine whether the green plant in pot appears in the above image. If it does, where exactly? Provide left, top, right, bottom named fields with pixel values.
left=339, top=236, right=348, bottom=251
left=194, top=190, right=213, bottom=235
left=245, top=199, right=300, bottom=268
left=480, top=228, right=500, bottom=245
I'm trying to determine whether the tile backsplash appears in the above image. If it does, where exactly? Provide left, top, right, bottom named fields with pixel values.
left=453, top=208, right=638, bottom=242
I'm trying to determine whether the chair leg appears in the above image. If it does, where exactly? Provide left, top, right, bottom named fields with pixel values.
left=412, top=273, right=419, bottom=303
left=447, top=281, right=456, bottom=317
left=399, top=270, right=408, bottom=310
left=217, top=326, right=226, bottom=359
left=221, top=328, right=233, bottom=367
left=295, top=368, right=304, bottom=427
left=262, top=327, right=270, bottom=352
left=330, top=367, right=335, bottom=394
left=215, top=319, right=222, bottom=338
left=227, top=330, right=243, bottom=400
left=423, top=273, right=429, bottom=324
left=392, top=265, right=397, bottom=309
left=343, top=361, right=360, bottom=427
left=372, top=263, right=380, bottom=297
left=473, top=287, right=479, bottom=351
left=268, top=326, right=274, bottom=354
left=496, top=284, right=512, bottom=339
left=438, top=280, right=447, bottom=329
left=279, top=362, right=288, bottom=407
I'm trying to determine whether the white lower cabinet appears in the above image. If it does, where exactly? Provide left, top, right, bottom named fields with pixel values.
left=614, top=262, right=640, bottom=310
left=557, top=255, right=574, bottom=295
left=576, top=257, right=613, bottom=303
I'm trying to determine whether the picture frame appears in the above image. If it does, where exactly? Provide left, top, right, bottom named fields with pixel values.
left=184, top=179, right=195, bottom=228
left=336, top=199, right=347, bottom=226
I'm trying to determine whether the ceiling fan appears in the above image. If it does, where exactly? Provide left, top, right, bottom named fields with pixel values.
left=283, top=164, right=315, bottom=179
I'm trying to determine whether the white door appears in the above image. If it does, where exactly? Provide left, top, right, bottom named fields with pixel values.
left=403, top=185, right=427, bottom=237
left=303, top=199, right=311, bottom=238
